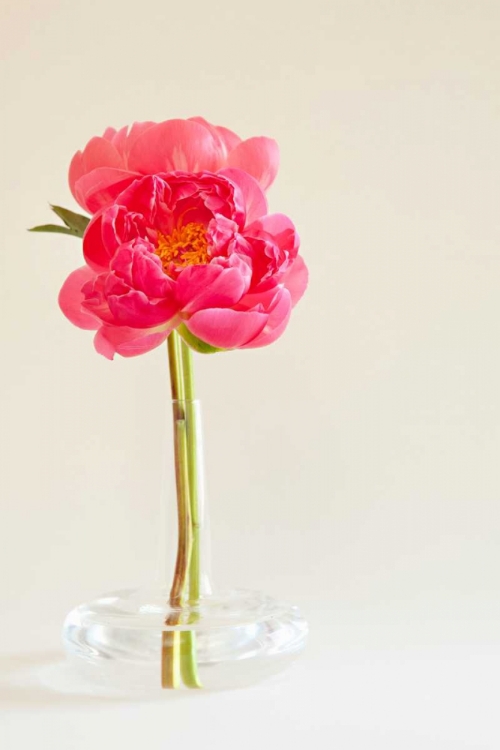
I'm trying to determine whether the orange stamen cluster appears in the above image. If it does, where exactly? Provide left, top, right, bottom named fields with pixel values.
left=155, top=221, right=210, bottom=273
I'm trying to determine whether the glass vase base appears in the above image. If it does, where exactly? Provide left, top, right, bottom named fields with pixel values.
left=62, top=587, right=308, bottom=695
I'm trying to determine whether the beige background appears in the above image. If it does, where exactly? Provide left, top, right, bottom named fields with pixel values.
left=1, top=0, right=500, bottom=747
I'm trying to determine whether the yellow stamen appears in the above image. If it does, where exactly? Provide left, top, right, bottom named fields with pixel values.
left=156, top=222, right=209, bottom=273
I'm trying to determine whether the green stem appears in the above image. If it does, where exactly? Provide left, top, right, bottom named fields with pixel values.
left=162, top=332, right=189, bottom=688
left=167, top=332, right=184, bottom=401
left=169, top=413, right=192, bottom=607
left=161, top=331, right=202, bottom=689
left=179, top=340, right=202, bottom=688
left=180, top=341, right=201, bottom=604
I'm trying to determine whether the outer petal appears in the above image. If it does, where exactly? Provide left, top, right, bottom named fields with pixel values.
left=186, top=308, right=268, bottom=349
left=241, top=213, right=300, bottom=292
left=69, top=136, right=124, bottom=199
left=118, top=121, right=156, bottom=157
left=242, top=288, right=292, bottom=349
left=94, top=324, right=171, bottom=359
left=219, top=168, right=268, bottom=226
left=74, top=168, right=141, bottom=214
left=81, top=136, right=123, bottom=169
left=68, top=151, right=85, bottom=201
left=128, top=119, right=224, bottom=175
left=59, top=266, right=100, bottom=330
left=189, top=117, right=242, bottom=158
left=80, top=273, right=115, bottom=324
left=216, top=125, right=242, bottom=154
left=282, top=255, right=309, bottom=306
left=176, top=256, right=251, bottom=314
left=227, top=137, right=279, bottom=190
left=102, top=126, right=120, bottom=143
left=245, top=212, right=299, bottom=262
left=246, top=213, right=298, bottom=244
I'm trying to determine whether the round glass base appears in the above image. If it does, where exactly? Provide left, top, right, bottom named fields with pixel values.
left=62, top=587, right=308, bottom=695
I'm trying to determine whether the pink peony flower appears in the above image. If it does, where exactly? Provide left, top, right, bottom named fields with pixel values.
left=69, top=117, right=280, bottom=214
left=60, top=120, right=307, bottom=359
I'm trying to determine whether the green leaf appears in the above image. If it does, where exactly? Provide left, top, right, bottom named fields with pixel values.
left=28, top=205, right=91, bottom=239
left=28, top=223, right=82, bottom=236
left=177, top=324, right=224, bottom=354
left=50, top=205, right=90, bottom=237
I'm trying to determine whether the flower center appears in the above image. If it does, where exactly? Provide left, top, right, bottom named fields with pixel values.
left=155, top=221, right=209, bottom=272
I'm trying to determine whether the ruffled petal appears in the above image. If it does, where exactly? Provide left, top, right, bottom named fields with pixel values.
left=74, top=168, right=140, bottom=214
left=219, top=168, right=268, bottom=226
left=100, top=205, right=138, bottom=257
left=83, top=213, right=112, bottom=272
left=59, top=266, right=100, bottom=330
left=185, top=308, right=268, bottom=349
left=111, top=240, right=175, bottom=298
left=80, top=273, right=115, bottom=324
left=176, top=256, right=251, bottom=314
left=241, top=213, right=300, bottom=291
left=107, top=289, right=178, bottom=328
left=114, top=175, right=170, bottom=226
left=94, top=324, right=171, bottom=359
left=128, top=119, right=224, bottom=175
left=282, top=255, right=308, bottom=306
left=227, top=137, right=279, bottom=190
left=242, top=288, right=292, bottom=348
left=246, top=212, right=297, bottom=243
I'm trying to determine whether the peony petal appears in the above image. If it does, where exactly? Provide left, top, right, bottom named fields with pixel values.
left=68, top=151, right=85, bottom=203
left=59, top=266, right=100, bottom=330
left=115, top=121, right=156, bottom=157
left=186, top=308, right=268, bottom=349
left=94, top=324, right=171, bottom=359
left=80, top=273, right=115, bottom=324
left=74, top=168, right=140, bottom=214
left=69, top=137, right=126, bottom=210
left=246, top=212, right=296, bottom=239
left=100, top=205, right=131, bottom=258
left=128, top=119, right=224, bottom=175
left=242, top=288, right=292, bottom=348
left=107, top=289, right=178, bottom=328
left=83, top=213, right=112, bottom=272
left=188, top=117, right=242, bottom=158
left=226, top=136, right=279, bottom=190
left=114, top=175, right=170, bottom=226
left=216, top=125, right=242, bottom=154
left=111, top=241, right=174, bottom=297
left=102, top=126, right=119, bottom=143
left=175, top=257, right=251, bottom=315
left=122, top=121, right=156, bottom=155
left=219, top=168, right=268, bottom=226
left=242, top=213, right=301, bottom=292
left=282, top=255, right=308, bottom=306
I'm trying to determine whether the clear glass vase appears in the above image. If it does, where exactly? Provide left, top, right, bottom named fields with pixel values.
left=62, top=395, right=308, bottom=694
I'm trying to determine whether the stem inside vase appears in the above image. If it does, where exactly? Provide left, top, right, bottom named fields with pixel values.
left=161, top=331, right=202, bottom=689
